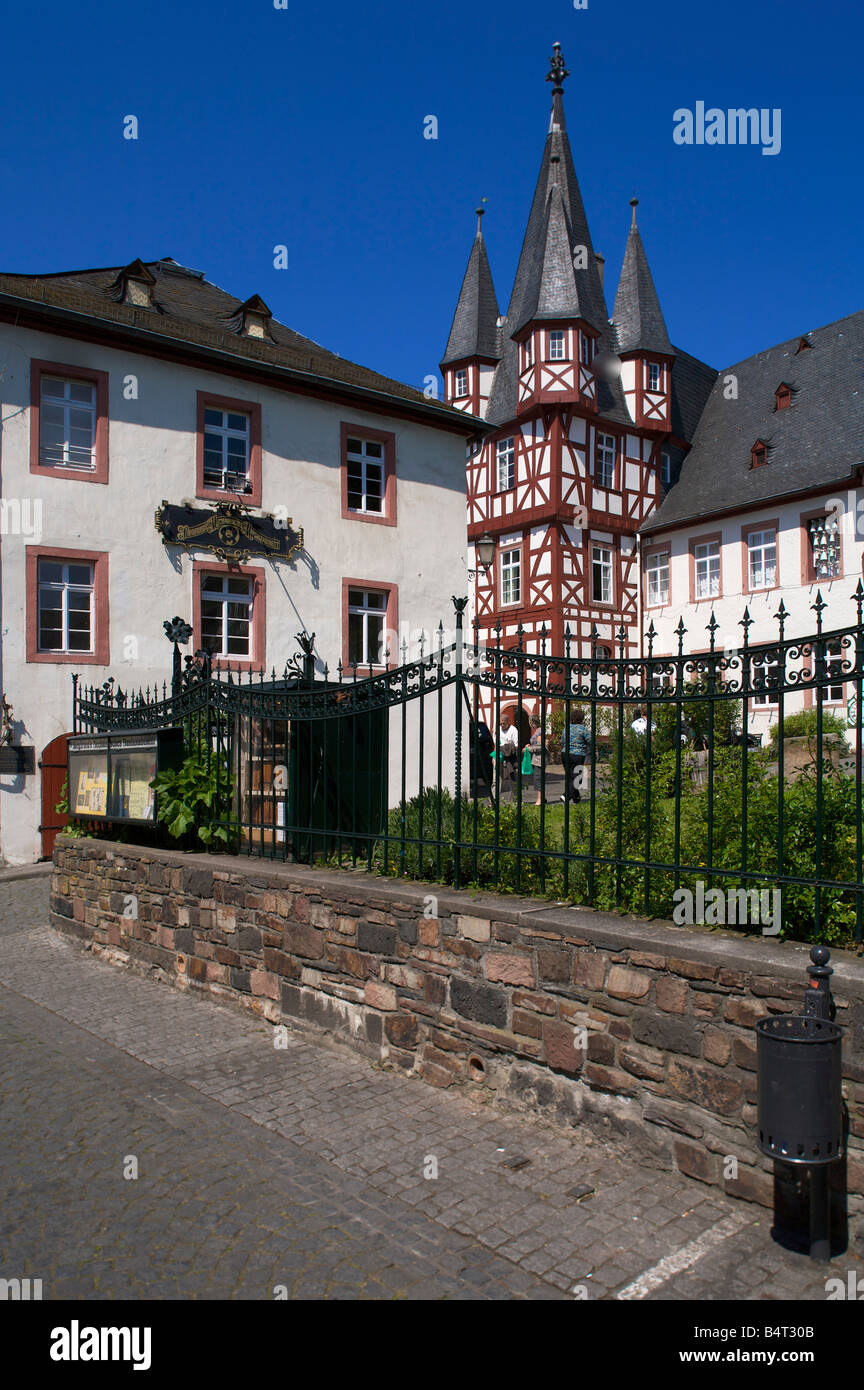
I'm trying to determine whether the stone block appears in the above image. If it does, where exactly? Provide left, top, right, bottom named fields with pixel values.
left=456, top=915, right=491, bottom=942
left=385, top=1014, right=420, bottom=1048
left=545, top=1020, right=583, bottom=1075
left=655, top=976, right=689, bottom=1014
left=669, top=1059, right=743, bottom=1116
left=703, top=1028, right=731, bottom=1065
left=632, top=1011, right=702, bottom=1058
left=357, top=921, right=398, bottom=956
left=450, top=976, right=507, bottom=1028
left=365, top=980, right=397, bottom=1011
left=484, top=952, right=535, bottom=987
left=536, top=946, right=572, bottom=983
left=573, top=952, right=606, bottom=991
left=674, top=1140, right=720, bottom=1185
left=607, top=965, right=651, bottom=1001
left=284, top=921, right=324, bottom=960
left=583, top=1063, right=637, bottom=1096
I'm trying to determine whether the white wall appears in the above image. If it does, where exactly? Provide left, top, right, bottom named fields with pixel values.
left=0, top=323, right=471, bottom=863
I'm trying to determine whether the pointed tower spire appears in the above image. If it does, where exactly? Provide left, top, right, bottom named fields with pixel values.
left=441, top=207, right=501, bottom=368
left=612, top=200, right=673, bottom=356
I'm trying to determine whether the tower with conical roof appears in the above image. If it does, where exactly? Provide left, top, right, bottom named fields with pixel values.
left=442, top=43, right=713, bottom=665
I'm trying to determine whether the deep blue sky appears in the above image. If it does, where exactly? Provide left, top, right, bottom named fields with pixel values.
left=2, top=0, right=861, bottom=388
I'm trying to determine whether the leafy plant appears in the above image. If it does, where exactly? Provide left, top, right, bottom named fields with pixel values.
left=769, top=709, right=848, bottom=746
left=149, top=750, right=233, bottom=848
left=53, top=780, right=93, bottom=838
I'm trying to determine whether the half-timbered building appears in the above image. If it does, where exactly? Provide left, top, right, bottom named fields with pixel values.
left=441, top=44, right=716, bottom=663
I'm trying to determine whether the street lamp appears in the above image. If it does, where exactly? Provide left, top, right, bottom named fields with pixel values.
left=468, top=533, right=496, bottom=580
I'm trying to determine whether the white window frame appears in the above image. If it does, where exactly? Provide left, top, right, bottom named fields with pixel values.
left=645, top=550, right=670, bottom=607
left=345, top=436, right=385, bottom=515
left=825, top=639, right=846, bottom=704
left=647, top=362, right=662, bottom=393
left=523, top=338, right=533, bottom=368
left=202, top=407, right=251, bottom=492
left=747, top=528, right=777, bottom=591
left=595, top=433, right=616, bottom=489
left=347, top=588, right=388, bottom=667
left=454, top=368, right=468, bottom=397
left=547, top=330, right=566, bottom=361
left=496, top=437, right=515, bottom=492
left=751, top=653, right=780, bottom=707
left=580, top=333, right=593, bottom=366
left=39, top=376, right=97, bottom=471
left=591, top=544, right=613, bottom=605
left=694, top=540, right=720, bottom=600
left=500, top=547, right=521, bottom=607
left=660, top=451, right=672, bottom=486
left=200, top=573, right=254, bottom=658
left=37, top=559, right=94, bottom=653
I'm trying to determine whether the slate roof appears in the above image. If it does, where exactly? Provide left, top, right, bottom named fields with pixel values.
left=612, top=220, right=674, bottom=357
left=642, top=310, right=864, bottom=534
left=484, top=91, right=628, bottom=428
left=441, top=230, right=501, bottom=367
left=0, top=258, right=481, bottom=430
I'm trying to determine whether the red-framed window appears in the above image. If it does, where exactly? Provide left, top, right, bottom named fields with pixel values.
left=751, top=440, right=768, bottom=469
left=742, top=520, right=779, bottom=594
left=26, top=546, right=109, bottom=665
left=341, top=579, right=398, bottom=670
left=775, top=384, right=792, bottom=411
left=689, top=533, right=723, bottom=603
left=340, top=424, right=396, bottom=527
left=192, top=561, right=266, bottom=671
left=594, top=431, right=618, bottom=490
left=497, top=541, right=523, bottom=608
left=644, top=547, right=670, bottom=608
left=29, top=360, right=109, bottom=484
left=800, top=508, right=843, bottom=584
left=196, top=393, right=262, bottom=507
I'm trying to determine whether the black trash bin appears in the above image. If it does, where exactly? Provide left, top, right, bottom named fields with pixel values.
left=756, top=1014, right=843, bottom=1165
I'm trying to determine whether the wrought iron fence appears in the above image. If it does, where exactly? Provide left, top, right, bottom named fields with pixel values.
left=72, top=585, right=864, bottom=946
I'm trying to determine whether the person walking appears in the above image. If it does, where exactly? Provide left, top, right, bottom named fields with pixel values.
left=528, top=713, right=546, bottom=806
left=497, top=709, right=520, bottom=795
left=561, top=708, right=591, bottom=803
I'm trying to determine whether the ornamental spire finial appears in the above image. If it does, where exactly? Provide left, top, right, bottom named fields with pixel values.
left=630, top=197, right=639, bottom=228
left=545, top=42, right=569, bottom=93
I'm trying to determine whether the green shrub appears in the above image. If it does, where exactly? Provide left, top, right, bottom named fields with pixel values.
left=769, top=710, right=848, bottom=746
left=149, top=749, right=234, bottom=848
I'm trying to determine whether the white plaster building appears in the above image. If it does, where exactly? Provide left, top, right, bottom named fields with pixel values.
left=0, top=257, right=483, bottom=864
left=639, top=311, right=864, bottom=742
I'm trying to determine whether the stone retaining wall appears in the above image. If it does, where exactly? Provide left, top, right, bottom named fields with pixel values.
left=50, top=836, right=864, bottom=1229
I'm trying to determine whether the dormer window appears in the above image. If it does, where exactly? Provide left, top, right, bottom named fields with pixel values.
left=775, top=383, right=792, bottom=411
left=109, top=259, right=156, bottom=308
left=547, top=330, right=566, bottom=361
left=751, top=440, right=768, bottom=469
left=237, top=294, right=273, bottom=340
left=454, top=368, right=468, bottom=397
left=647, top=362, right=661, bottom=393
left=796, top=336, right=812, bottom=354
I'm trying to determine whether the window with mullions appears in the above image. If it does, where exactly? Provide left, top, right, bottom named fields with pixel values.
left=500, top=548, right=521, bottom=606
left=348, top=588, right=388, bottom=666
left=595, top=434, right=616, bottom=489
left=752, top=653, right=780, bottom=706
left=548, top=330, right=566, bottom=361
left=39, top=377, right=97, bottom=470
left=496, top=437, right=515, bottom=491
left=200, top=574, right=253, bottom=657
left=591, top=544, right=613, bottom=604
left=37, top=559, right=93, bottom=652
left=694, top=540, right=720, bottom=600
left=747, top=528, right=777, bottom=590
left=825, top=639, right=846, bottom=703
left=202, top=408, right=251, bottom=492
left=646, top=550, right=669, bottom=606
left=647, top=363, right=662, bottom=393
left=454, top=369, right=468, bottom=397
left=346, top=437, right=385, bottom=514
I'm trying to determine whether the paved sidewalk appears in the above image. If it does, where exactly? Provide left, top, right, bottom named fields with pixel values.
left=0, top=880, right=860, bottom=1300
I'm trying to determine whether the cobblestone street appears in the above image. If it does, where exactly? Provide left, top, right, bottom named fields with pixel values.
left=0, top=876, right=860, bottom=1301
